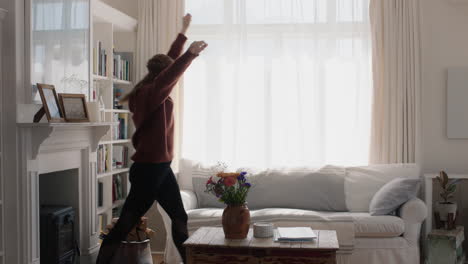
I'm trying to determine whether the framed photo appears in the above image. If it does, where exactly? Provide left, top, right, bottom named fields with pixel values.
left=58, top=93, right=90, bottom=122
left=37, top=83, right=65, bottom=122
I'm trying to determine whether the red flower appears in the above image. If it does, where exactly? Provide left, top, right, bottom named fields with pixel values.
left=224, top=176, right=237, bottom=187
left=206, top=176, right=214, bottom=185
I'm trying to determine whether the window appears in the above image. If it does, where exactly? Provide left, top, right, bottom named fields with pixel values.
left=183, top=0, right=372, bottom=168
left=31, top=0, right=90, bottom=101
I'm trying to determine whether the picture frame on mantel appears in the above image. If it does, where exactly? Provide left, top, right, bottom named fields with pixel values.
left=35, top=83, right=65, bottom=123
left=58, top=93, right=90, bottom=122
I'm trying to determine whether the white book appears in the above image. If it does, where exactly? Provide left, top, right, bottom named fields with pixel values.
left=276, top=227, right=317, bottom=241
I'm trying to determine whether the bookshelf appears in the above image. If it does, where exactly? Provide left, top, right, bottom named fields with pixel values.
left=91, top=0, right=137, bottom=238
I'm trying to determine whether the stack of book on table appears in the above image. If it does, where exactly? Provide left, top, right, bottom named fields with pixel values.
left=274, top=227, right=317, bottom=242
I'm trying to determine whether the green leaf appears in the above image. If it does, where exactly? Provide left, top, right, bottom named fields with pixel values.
left=447, top=184, right=457, bottom=193
left=441, top=171, right=449, bottom=188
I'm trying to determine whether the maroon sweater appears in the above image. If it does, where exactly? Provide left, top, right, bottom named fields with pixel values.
left=129, top=34, right=197, bottom=163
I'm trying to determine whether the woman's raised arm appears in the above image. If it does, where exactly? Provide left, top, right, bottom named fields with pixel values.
left=167, top=14, right=192, bottom=59
left=146, top=41, right=208, bottom=108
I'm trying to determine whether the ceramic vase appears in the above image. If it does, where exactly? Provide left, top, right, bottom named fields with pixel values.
left=222, top=204, right=250, bottom=239
left=435, top=202, right=457, bottom=221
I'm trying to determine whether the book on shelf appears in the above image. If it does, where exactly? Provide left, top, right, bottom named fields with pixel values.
left=112, top=145, right=129, bottom=169
left=113, top=113, right=129, bottom=140
left=98, top=181, right=104, bottom=207
left=93, top=41, right=107, bottom=77
left=113, top=51, right=133, bottom=81
left=98, top=214, right=105, bottom=243
left=97, top=144, right=110, bottom=174
left=112, top=174, right=125, bottom=202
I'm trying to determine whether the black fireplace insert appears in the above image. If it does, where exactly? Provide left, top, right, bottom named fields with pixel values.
left=40, top=205, right=77, bottom=264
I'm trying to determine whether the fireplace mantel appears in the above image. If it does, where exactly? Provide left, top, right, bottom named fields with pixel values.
left=18, top=122, right=115, bottom=160
left=17, top=122, right=113, bottom=264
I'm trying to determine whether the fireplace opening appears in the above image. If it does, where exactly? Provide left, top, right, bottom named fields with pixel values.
left=39, top=169, right=80, bottom=263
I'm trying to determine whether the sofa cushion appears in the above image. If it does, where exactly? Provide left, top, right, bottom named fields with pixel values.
left=186, top=160, right=347, bottom=211
left=192, top=177, right=224, bottom=208
left=346, top=213, right=405, bottom=238
left=246, top=165, right=347, bottom=211
left=345, top=164, right=420, bottom=212
left=369, top=178, right=421, bottom=216
left=179, top=159, right=220, bottom=191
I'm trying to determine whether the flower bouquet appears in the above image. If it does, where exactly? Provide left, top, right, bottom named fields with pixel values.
left=205, top=170, right=252, bottom=239
left=205, top=172, right=251, bottom=205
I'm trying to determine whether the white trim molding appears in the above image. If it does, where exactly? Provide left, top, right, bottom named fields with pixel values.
left=17, top=123, right=111, bottom=263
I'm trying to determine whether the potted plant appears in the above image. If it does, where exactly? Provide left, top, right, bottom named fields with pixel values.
left=205, top=170, right=252, bottom=239
left=435, top=171, right=460, bottom=223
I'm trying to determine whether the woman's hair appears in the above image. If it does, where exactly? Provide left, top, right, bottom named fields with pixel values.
left=119, top=54, right=174, bottom=103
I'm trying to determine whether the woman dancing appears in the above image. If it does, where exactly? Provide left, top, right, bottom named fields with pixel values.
left=96, top=13, right=207, bottom=264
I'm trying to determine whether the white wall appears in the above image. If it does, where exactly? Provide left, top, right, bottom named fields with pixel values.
left=100, top=0, right=137, bottom=18
left=0, top=0, right=23, bottom=263
left=421, top=0, right=468, bottom=173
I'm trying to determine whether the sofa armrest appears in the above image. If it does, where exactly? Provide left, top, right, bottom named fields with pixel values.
left=397, top=198, right=427, bottom=245
left=181, top=190, right=198, bottom=211
left=398, top=198, right=427, bottom=224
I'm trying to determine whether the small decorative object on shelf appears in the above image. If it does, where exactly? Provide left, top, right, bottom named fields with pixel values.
left=86, top=101, right=101, bottom=122
left=112, top=146, right=129, bottom=169
left=426, top=226, right=465, bottom=264
left=35, top=83, right=65, bottom=123
left=434, top=171, right=461, bottom=230
left=205, top=164, right=252, bottom=239
left=98, top=95, right=106, bottom=121
left=113, top=86, right=124, bottom=109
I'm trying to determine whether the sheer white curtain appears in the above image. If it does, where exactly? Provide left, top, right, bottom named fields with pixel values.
left=182, top=0, right=372, bottom=169
left=136, top=0, right=185, bottom=169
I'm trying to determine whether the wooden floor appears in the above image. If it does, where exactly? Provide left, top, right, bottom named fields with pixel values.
left=152, top=253, right=163, bottom=264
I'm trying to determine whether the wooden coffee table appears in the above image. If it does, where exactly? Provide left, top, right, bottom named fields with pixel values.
left=184, top=227, right=339, bottom=264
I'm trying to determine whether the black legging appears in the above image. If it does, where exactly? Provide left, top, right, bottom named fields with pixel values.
left=96, top=162, right=188, bottom=263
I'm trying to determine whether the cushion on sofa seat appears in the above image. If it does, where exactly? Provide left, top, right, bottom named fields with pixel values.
left=345, top=163, right=420, bottom=212
left=187, top=208, right=352, bottom=226
left=346, top=213, right=405, bottom=238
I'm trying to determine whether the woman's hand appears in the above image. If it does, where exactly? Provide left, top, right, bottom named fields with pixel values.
left=181, top=13, right=192, bottom=35
left=188, top=41, right=208, bottom=55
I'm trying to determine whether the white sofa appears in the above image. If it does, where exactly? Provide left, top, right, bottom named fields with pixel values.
left=161, top=161, right=427, bottom=264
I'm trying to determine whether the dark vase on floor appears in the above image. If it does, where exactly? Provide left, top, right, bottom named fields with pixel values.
left=222, top=204, right=250, bottom=239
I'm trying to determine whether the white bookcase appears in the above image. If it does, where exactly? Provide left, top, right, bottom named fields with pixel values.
left=0, top=8, right=7, bottom=264
left=91, top=0, right=137, bottom=235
